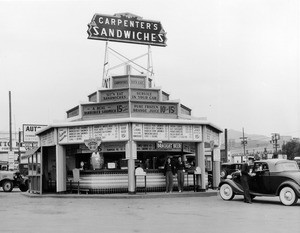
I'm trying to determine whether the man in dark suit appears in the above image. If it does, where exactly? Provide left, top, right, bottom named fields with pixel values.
left=241, top=157, right=255, bottom=204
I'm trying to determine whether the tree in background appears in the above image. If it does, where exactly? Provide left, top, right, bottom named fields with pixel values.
left=282, top=140, right=300, bottom=160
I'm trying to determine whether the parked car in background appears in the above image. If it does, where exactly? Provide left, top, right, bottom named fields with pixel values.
left=219, top=159, right=300, bottom=206
left=0, top=170, right=28, bottom=192
left=220, top=163, right=242, bottom=179
left=294, top=157, right=300, bottom=168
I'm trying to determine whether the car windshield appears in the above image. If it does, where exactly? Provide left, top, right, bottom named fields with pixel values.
left=275, top=162, right=299, bottom=172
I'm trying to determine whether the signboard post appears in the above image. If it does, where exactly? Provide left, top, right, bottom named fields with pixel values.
left=8, top=151, right=15, bottom=170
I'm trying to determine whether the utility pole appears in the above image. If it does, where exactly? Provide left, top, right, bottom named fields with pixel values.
left=224, top=128, right=228, bottom=162
left=8, top=91, right=14, bottom=170
left=270, top=133, right=280, bottom=158
left=240, top=128, right=248, bottom=162
left=9, top=91, right=12, bottom=151
left=18, top=129, right=21, bottom=163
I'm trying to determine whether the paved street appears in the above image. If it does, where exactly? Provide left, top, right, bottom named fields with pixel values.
left=0, top=189, right=299, bottom=233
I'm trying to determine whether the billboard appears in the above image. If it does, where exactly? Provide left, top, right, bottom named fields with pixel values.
left=87, top=13, right=167, bottom=46
left=23, top=124, right=47, bottom=143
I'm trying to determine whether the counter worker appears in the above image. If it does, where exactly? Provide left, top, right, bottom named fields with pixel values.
left=176, top=157, right=186, bottom=192
left=163, top=157, right=176, bottom=193
left=241, top=157, right=255, bottom=204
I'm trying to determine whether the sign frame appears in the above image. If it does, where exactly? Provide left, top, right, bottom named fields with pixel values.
left=87, top=13, right=167, bottom=47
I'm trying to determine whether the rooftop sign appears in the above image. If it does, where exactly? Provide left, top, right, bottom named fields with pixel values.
left=87, top=13, right=167, bottom=46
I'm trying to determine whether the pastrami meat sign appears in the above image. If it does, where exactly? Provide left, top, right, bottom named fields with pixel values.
left=87, top=13, right=167, bottom=46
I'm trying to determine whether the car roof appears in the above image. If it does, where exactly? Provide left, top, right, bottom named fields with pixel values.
left=255, top=159, right=296, bottom=172
left=221, top=163, right=242, bottom=165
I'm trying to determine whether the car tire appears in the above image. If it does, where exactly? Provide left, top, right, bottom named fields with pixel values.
left=2, top=180, right=14, bottom=192
left=219, top=183, right=235, bottom=200
left=220, top=170, right=227, bottom=179
left=19, top=183, right=28, bottom=192
left=279, top=187, right=298, bottom=206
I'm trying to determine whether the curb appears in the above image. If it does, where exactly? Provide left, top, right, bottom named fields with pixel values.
left=22, top=190, right=218, bottom=199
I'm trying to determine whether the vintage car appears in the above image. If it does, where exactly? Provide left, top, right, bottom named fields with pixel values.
left=0, top=170, right=29, bottom=192
left=220, top=163, right=242, bottom=179
left=219, top=159, right=300, bottom=206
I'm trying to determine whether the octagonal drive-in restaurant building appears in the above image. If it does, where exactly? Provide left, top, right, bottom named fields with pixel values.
left=26, top=72, right=222, bottom=195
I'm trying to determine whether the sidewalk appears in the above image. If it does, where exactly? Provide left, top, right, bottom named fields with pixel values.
left=22, top=189, right=218, bottom=199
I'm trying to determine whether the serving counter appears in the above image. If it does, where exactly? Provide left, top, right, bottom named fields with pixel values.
left=66, top=169, right=207, bottom=194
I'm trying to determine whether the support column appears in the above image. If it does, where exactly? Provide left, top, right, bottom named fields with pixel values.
left=56, top=144, right=66, bottom=193
left=195, top=141, right=206, bottom=191
left=126, top=140, right=137, bottom=194
left=213, top=148, right=221, bottom=189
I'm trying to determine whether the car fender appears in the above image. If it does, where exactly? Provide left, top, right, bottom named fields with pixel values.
left=0, top=178, right=16, bottom=186
left=219, top=179, right=244, bottom=194
left=276, top=181, right=300, bottom=197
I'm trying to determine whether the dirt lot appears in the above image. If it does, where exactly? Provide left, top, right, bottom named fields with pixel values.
left=0, top=189, right=299, bottom=233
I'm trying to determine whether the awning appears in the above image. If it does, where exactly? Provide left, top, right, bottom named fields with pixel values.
left=21, top=147, right=41, bottom=160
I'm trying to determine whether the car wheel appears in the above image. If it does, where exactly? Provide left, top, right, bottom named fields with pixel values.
left=220, top=170, right=227, bottom=179
left=19, top=183, right=28, bottom=192
left=279, top=187, right=298, bottom=206
left=219, top=183, right=235, bottom=200
left=2, top=180, right=14, bottom=192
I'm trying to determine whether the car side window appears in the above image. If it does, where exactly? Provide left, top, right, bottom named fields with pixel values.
left=254, top=163, right=268, bottom=172
left=262, top=163, right=268, bottom=171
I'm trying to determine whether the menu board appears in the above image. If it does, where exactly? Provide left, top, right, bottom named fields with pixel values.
left=82, top=103, right=129, bottom=116
left=112, top=76, right=129, bottom=88
left=58, top=124, right=129, bottom=144
left=131, top=102, right=177, bottom=116
left=143, top=124, right=169, bottom=140
left=40, top=130, right=55, bottom=146
left=205, top=127, right=220, bottom=145
left=100, top=89, right=129, bottom=102
left=68, top=126, right=93, bottom=142
left=130, top=76, right=146, bottom=88
left=94, top=125, right=119, bottom=140
left=132, top=123, right=202, bottom=141
left=131, top=89, right=159, bottom=102
left=169, top=125, right=193, bottom=140
left=67, top=106, right=79, bottom=118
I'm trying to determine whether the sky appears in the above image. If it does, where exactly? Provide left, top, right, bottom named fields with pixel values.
left=0, top=0, right=299, bottom=139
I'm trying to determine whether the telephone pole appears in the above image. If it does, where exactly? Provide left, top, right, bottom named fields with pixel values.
left=270, top=133, right=280, bottom=158
left=240, top=128, right=248, bottom=162
left=9, top=91, right=12, bottom=151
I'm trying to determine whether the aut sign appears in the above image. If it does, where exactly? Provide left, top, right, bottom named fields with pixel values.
left=23, top=124, right=47, bottom=142
left=87, top=13, right=167, bottom=46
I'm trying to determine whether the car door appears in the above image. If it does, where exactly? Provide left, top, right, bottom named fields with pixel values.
left=250, top=162, right=271, bottom=194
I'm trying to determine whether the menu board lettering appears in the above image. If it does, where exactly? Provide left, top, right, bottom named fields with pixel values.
left=205, top=127, right=219, bottom=145
left=132, top=103, right=177, bottom=115
left=131, top=89, right=158, bottom=101
left=83, top=103, right=129, bottom=116
left=130, top=76, right=146, bottom=88
left=100, top=90, right=129, bottom=102
left=59, top=124, right=129, bottom=144
left=132, top=124, right=202, bottom=141
left=40, top=130, right=55, bottom=146
left=112, top=77, right=129, bottom=88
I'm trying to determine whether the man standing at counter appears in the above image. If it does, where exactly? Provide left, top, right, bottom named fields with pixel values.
left=176, top=157, right=186, bottom=192
left=163, top=157, right=176, bottom=193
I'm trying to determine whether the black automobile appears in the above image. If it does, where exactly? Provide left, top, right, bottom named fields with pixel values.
left=0, top=170, right=28, bottom=192
left=220, top=163, right=242, bottom=179
left=219, top=159, right=300, bottom=206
